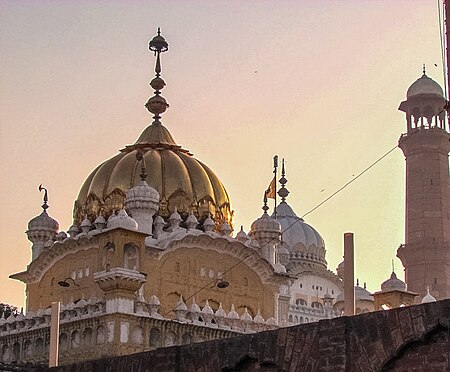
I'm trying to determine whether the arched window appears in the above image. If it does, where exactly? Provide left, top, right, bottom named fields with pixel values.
left=164, top=331, right=177, bottom=347
left=59, top=333, right=68, bottom=351
left=83, top=328, right=93, bottom=346
left=71, top=330, right=80, bottom=348
left=12, top=343, right=20, bottom=362
left=182, top=333, right=192, bottom=345
left=132, top=326, right=144, bottom=345
left=1, top=344, right=10, bottom=363
left=294, top=316, right=298, bottom=323
left=96, top=326, right=105, bottom=344
left=23, top=340, right=32, bottom=357
left=149, top=328, right=161, bottom=349
left=35, top=338, right=43, bottom=355
left=288, top=314, right=293, bottom=323
left=123, top=243, right=138, bottom=270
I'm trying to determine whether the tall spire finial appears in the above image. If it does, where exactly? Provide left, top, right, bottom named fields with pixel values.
left=38, top=184, right=49, bottom=212
left=145, top=28, right=169, bottom=125
left=262, top=191, right=269, bottom=214
left=277, top=158, right=290, bottom=202
left=391, top=259, right=395, bottom=273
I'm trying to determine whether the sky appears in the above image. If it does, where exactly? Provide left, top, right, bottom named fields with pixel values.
left=0, top=0, right=446, bottom=309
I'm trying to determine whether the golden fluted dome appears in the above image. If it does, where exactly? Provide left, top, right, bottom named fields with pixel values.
left=73, top=29, right=233, bottom=229
left=73, top=122, right=233, bottom=228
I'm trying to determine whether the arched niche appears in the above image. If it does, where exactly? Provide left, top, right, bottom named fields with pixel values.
left=123, top=243, right=139, bottom=271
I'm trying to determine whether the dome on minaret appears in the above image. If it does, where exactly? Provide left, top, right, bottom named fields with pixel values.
left=73, top=29, right=233, bottom=229
left=406, top=69, right=443, bottom=98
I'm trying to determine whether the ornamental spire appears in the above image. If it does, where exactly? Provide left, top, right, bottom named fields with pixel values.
left=262, top=191, right=269, bottom=214
left=136, top=149, right=147, bottom=182
left=145, top=28, right=169, bottom=125
left=38, top=184, right=49, bottom=212
left=277, top=158, right=289, bottom=202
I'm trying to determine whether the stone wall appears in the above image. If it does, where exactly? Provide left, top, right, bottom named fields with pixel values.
left=29, top=299, right=450, bottom=371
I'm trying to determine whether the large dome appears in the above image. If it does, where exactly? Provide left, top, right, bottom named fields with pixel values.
left=406, top=73, right=443, bottom=98
left=73, top=123, right=233, bottom=228
left=74, top=30, right=232, bottom=228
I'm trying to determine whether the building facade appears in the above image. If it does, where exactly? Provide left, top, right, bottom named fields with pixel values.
left=0, top=30, right=358, bottom=366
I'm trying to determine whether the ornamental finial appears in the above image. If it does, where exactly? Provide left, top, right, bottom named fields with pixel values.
left=145, top=28, right=170, bottom=125
left=136, top=149, right=147, bottom=181
left=38, top=184, right=49, bottom=212
left=262, top=191, right=269, bottom=214
left=277, top=158, right=290, bottom=202
left=423, top=63, right=426, bottom=75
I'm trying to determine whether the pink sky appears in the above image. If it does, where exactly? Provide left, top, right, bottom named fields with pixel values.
left=0, top=0, right=445, bottom=308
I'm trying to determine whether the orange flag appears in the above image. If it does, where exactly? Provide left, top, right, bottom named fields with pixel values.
left=266, top=177, right=276, bottom=199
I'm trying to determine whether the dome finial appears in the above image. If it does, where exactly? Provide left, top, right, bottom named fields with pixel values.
left=277, top=158, right=289, bottom=202
left=145, top=28, right=169, bottom=125
left=38, top=184, right=49, bottom=212
left=262, top=190, right=269, bottom=214
left=136, top=149, right=147, bottom=181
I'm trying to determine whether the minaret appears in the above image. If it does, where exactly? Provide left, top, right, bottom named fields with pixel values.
left=27, top=185, right=59, bottom=260
left=397, top=68, right=450, bottom=300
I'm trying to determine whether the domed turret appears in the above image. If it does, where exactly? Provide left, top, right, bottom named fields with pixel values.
left=421, top=287, right=436, bottom=303
left=249, top=192, right=280, bottom=265
left=125, top=152, right=160, bottom=235
left=399, top=67, right=447, bottom=132
left=380, top=271, right=406, bottom=292
left=27, top=185, right=59, bottom=260
left=406, top=71, right=443, bottom=98
left=73, top=29, right=233, bottom=231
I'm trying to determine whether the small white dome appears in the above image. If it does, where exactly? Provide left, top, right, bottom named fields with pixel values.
left=189, top=298, right=201, bottom=313
left=241, top=307, right=253, bottom=322
left=227, top=304, right=239, bottom=319
left=381, top=272, right=406, bottom=292
left=215, top=303, right=226, bottom=318
left=250, top=213, right=281, bottom=233
left=406, top=73, right=443, bottom=98
left=254, top=310, right=265, bottom=324
left=236, top=226, right=248, bottom=242
left=421, top=287, right=436, bottom=303
left=201, top=300, right=214, bottom=315
left=148, top=295, right=161, bottom=306
left=28, top=211, right=59, bottom=233
left=107, top=209, right=138, bottom=231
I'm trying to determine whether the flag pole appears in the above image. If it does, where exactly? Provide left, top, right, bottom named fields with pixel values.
left=273, top=155, right=278, bottom=219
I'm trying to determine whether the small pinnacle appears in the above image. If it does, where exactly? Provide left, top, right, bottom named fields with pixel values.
left=38, top=184, right=49, bottom=212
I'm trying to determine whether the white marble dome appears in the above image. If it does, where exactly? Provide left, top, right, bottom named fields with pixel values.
left=406, top=73, right=443, bottom=98
left=273, top=202, right=326, bottom=264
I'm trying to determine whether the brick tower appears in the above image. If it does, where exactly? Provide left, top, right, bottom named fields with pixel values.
left=397, top=70, right=450, bottom=300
